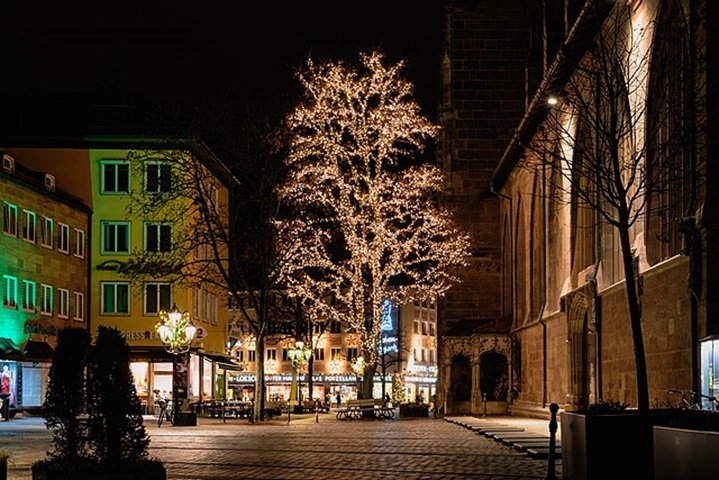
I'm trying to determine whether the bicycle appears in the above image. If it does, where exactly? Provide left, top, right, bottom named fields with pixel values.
left=156, top=400, right=173, bottom=427
left=667, top=389, right=719, bottom=411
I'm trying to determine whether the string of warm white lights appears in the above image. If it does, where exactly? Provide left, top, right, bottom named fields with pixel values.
left=276, top=51, right=471, bottom=368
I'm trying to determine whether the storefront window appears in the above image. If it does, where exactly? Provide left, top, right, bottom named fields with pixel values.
left=20, top=363, right=49, bottom=408
left=700, top=337, right=719, bottom=409
left=131, top=362, right=149, bottom=395
left=189, top=354, right=200, bottom=399
left=152, top=362, right=173, bottom=397
left=1, top=362, right=17, bottom=408
left=202, top=357, right=212, bottom=399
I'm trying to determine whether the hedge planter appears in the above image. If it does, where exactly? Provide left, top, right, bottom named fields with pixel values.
left=32, top=459, right=166, bottom=480
left=561, top=410, right=719, bottom=480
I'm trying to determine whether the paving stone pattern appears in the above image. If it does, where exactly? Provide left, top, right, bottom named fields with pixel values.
left=1, top=414, right=562, bottom=479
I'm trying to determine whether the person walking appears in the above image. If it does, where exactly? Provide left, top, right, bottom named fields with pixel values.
left=335, top=393, right=341, bottom=408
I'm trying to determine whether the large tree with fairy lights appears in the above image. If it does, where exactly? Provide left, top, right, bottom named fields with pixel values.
left=276, top=50, right=470, bottom=399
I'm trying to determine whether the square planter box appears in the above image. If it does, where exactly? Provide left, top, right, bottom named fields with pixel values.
left=32, top=460, right=166, bottom=480
left=654, top=426, right=719, bottom=479
left=561, top=410, right=719, bottom=480
left=173, top=412, right=197, bottom=426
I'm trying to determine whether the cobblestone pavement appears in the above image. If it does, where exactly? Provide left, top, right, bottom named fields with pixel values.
left=0, top=413, right=562, bottom=479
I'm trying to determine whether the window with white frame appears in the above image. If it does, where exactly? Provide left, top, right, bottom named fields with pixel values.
left=22, top=210, right=36, bottom=243
left=314, top=348, right=324, bottom=361
left=206, top=292, right=217, bottom=326
left=2, top=275, right=17, bottom=308
left=58, top=223, right=70, bottom=253
left=40, top=216, right=53, bottom=248
left=346, top=347, right=358, bottom=362
left=429, top=349, right=436, bottom=363
left=266, top=348, right=277, bottom=361
left=192, top=287, right=202, bottom=319
left=330, top=348, right=342, bottom=361
left=144, top=223, right=172, bottom=253
left=3, top=202, right=17, bottom=236
left=248, top=350, right=256, bottom=362
left=73, top=291, right=85, bottom=321
left=145, top=161, right=172, bottom=193
left=73, top=228, right=85, bottom=258
left=58, top=288, right=69, bottom=319
left=101, top=282, right=129, bottom=314
left=101, top=221, right=130, bottom=254
left=429, top=322, right=436, bottom=336
left=40, top=284, right=53, bottom=315
left=144, top=282, right=171, bottom=315
left=101, top=161, right=130, bottom=194
left=21, top=280, right=36, bottom=311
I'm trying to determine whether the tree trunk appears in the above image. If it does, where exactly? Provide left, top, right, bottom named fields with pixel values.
left=618, top=220, right=649, bottom=413
left=253, top=335, right=265, bottom=423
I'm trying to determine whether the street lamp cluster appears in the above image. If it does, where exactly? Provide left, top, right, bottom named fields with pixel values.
left=155, top=303, right=197, bottom=426
left=155, top=304, right=197, bottom=354
left=287, top=340, right=313, bottom=422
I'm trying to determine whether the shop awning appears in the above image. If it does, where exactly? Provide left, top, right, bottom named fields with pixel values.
left=0, top=337, right=22, bottom=358
left=198, top=351, right=243, bottom=371
left=22, top=340, right=55, bottom=361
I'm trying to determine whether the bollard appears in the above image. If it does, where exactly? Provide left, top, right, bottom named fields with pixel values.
left=545, top=402, right=559, bottom=480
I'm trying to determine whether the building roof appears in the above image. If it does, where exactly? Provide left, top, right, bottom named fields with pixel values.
left=491, top=0, right=616, bottom=192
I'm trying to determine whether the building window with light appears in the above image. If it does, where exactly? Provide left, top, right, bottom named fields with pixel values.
left=313, top=322, right=325, bottom=334
left=101, top=161, right=130, bottom=194
left=414, top=320, right=419, bottom=334
left=144, top=223, right=172, bottom=254
left=3, top=202, right=17, bottom=237
left=330, top=348, right=342, bottom=361
left=101, top=221, right=130, bottom=254
left=145, top=161, right=172, bottom=193
left=73, top=292, right=85, bottom=321
left=73, top=228, right=85, bottom=258
left=102, top=282, right=129, bottom=314
left=422, top=322, right=428, bottom=336
left=21, top=280, right=36, bottom=312
left=58, top=223, right=70, bottom=254
left=266, top=348, right=277, bottom=361
left=347, top=347, right=358, bottom=362
left=314, top=348, right=324, bottom=361
left=430, top=349, right=436, bottom=363
left=40, top=284, right=53, bottom=315
left=40, top=216, right=53, bottom=248
left=2, top=275, right=17, bottom=308
left=429, top=322, right=436, bottom=336
left=58, top=288, right=69, bottom=319
left=22, top=210, right=36, bottom=243
left=144, top=282, right=171, bottom=315
left=248, top=350, right=256, bottom=362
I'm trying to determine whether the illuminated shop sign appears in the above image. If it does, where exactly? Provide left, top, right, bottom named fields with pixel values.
left=228, top=373, right=361, bottom=384
left=380, top=298, right=399, bottom=355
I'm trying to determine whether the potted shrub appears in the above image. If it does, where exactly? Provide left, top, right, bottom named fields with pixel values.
left=32, top=327, right=166, bottom=480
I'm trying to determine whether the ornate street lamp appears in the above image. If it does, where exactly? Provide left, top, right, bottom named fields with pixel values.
left=155, top=303, right=197, bottom=425
left=155, top=303, right=197, bottom=355
left=287, top=340, right=313, bottom=423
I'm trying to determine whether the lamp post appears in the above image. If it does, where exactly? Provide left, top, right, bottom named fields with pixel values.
left=155, top=303, right=197, bottom=425
left=287, top=340, right=312, bottom=423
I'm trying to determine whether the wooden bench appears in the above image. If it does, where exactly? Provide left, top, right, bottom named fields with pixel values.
left=336, top=399, right=394, bottom=420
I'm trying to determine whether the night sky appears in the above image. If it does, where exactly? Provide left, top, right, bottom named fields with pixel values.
left=2, top=1, right=443, bottom=116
